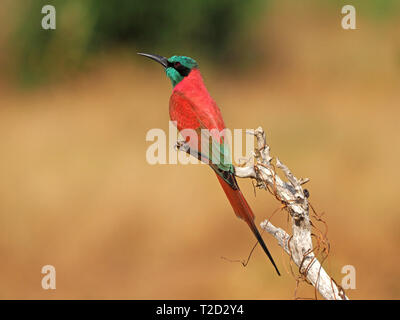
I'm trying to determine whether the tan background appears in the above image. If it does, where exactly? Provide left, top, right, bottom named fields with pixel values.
left=0, top=1, right=399, bottom=299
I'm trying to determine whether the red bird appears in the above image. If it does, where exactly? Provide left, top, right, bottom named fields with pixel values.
left=138, top=53, right=280, bottom=275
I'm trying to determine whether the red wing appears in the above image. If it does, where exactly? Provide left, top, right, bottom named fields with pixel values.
left=169, top=90, right=231, bottom=163
left=169, top=91, right=202, bottom=131
left=169, top=91, right=225, bottom=132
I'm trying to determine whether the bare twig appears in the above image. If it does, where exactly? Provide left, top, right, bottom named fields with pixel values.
left=235, top=127, right=348, bottom=300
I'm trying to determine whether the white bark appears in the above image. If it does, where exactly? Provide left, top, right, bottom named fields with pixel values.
left=235, top=127, right=348, bottom=300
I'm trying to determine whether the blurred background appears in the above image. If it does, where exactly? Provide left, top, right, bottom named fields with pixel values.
left=0, top=0, right=399, bottom=299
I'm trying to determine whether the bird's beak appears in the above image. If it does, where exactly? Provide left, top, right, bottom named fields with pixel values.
left=137, top=53, right=169, bottom=68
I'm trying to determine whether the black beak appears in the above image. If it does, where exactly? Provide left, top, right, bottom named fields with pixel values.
left=137, top=53, right=169, bottom=68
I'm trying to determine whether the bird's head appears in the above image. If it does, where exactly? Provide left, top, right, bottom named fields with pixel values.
left=137, top=53, right=198, bottom=87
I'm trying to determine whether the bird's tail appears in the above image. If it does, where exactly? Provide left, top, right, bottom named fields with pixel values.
left=215, top=173, right=281, bottom=276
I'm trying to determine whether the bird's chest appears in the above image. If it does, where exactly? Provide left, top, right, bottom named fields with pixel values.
left=169, top=91, right=217, bottom=132
left=169, top=95, right=199, bottom=130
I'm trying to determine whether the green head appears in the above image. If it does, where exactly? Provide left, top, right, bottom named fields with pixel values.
left=137, top=53, right=198, bottom=87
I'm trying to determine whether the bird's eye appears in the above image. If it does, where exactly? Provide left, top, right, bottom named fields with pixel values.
left=174, top=62, right=181, bottom=68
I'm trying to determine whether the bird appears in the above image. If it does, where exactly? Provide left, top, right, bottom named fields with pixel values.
left=138, top=53, right=280, bottom=276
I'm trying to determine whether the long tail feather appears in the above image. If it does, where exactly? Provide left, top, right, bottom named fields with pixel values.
left=215, top=173, right=281, bottom=276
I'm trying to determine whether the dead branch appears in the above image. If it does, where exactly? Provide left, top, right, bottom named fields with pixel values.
left=234, top=127, right=348, bottom=300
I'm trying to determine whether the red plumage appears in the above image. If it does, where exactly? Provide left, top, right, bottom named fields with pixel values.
left=169, top=68, right=280, bottom=275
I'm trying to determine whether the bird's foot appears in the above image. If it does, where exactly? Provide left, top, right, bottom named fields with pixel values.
left=174, top=140, right=190, bottom=153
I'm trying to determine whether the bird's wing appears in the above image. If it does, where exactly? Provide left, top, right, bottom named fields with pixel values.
left=169, top=90, right=281, bottom=276
left=169, top=91, right=235, bottom=186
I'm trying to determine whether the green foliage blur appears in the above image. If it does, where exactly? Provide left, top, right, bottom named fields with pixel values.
left=13, top=0, right=265, bottom=85
left=11, top=0, right=400, bottom=86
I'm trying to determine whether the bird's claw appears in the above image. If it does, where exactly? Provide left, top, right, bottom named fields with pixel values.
left=175, top=140, right=190, bottom=153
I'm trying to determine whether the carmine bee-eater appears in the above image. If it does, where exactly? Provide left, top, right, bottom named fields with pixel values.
left=138, top=53, right=280, bottom=275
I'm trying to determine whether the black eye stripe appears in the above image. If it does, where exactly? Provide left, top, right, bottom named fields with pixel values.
left=175, top=65, right=191, bottom=76
left=168, top=61, right=191, bottom=77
